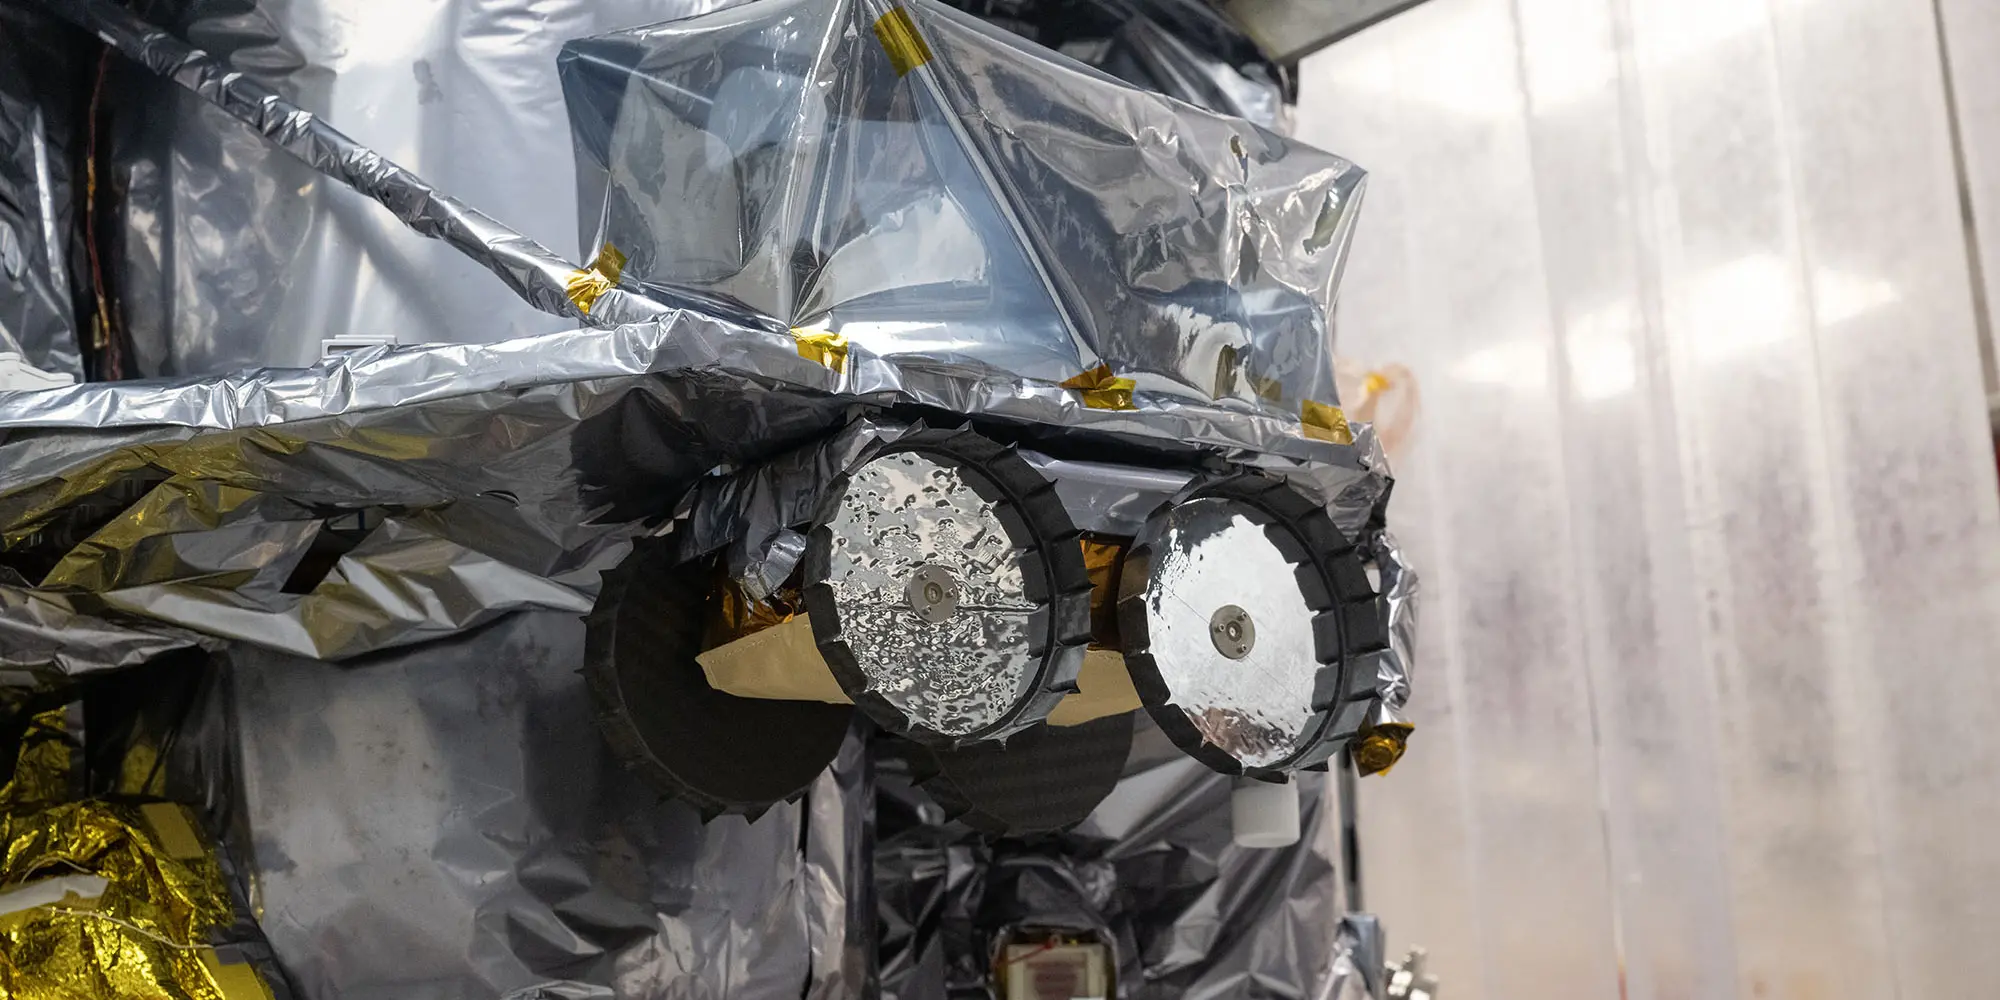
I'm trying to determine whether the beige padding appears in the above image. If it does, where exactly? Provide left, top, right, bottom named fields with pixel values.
left=698, top=616, right=1142, bottom=725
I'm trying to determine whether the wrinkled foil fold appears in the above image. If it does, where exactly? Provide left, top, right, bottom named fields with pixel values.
left=876, top=719, right=1384, bottom=999
left=558, top=0, right=1365, bottom=421
left=0, top=1, right=1418, bottom=996
left=33, top=0, right=689, bottom=333
left=0, top=320, right=1394, bottom=667
left=0, top=706, right=288, bottom=1000
left=0, top=2, right=85, bottom=379
left=217, top=611, right=863, bottom=1000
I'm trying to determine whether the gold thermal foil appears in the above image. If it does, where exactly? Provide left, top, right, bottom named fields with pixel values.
left=1300, top=399, right=1354, bottom=445
left=1061, top=364, right=1138, bottom=411
left=705, top=573, right=802, bottom=650
left=0, top=708, right=272, bottom=999
left=793, top=329, right=850, bottom=373
left=1079, top=536, right=1126, bottom=648
left=1350, top=720, right=1413, bottom=777
left=563, top=242, right=628, bottom=315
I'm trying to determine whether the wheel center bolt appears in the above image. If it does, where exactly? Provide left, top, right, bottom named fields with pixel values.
left=1209, top=604, right=1256, bottom=659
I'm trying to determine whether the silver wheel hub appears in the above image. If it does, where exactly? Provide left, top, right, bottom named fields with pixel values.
left=906, top=564, right=962, bottom=623
left=1209, top=604, right=1255, bottom=659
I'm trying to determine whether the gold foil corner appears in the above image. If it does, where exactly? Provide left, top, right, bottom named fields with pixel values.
left=1061, top=364, right=1138, bottom=411
left=563, top=242, right=627, bottom=315
left=1300, top=399, right=1354, bottom=445
left=201, top=949, right=278, bottom=1000
left=793, top=328, right=850, bottom=373
left=1351, top=721, right=1414, bottom=777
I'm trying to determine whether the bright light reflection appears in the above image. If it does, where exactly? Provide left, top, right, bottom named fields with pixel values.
left=1312, top=0, right=1781, bottom=116
left=1447, top=256, right=1896, bottom=397
left=1565, top=302, right=1639, bottom=400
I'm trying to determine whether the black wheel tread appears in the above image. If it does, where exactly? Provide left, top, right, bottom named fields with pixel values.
left=584, top=543, right=854, bottom=819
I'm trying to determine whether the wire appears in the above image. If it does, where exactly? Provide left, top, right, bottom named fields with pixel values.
left=38, top=906, right=202, bottom=951
left=84, top=45, right=117, bottom=380
left=999, top=939, right=1060, bottom=967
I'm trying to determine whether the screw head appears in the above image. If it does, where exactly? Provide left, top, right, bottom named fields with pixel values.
left=905, top=565, right=961, bottom=624
left=1208, top=604, right=1255, bottom=659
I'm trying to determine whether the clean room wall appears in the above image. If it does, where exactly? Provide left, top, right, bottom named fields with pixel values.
left=1296, top=1, right=2000, bottom=996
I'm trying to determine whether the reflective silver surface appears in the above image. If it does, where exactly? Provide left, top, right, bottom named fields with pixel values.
left=879, top=721, right=1376, bottom=999
left=1017, top=452, right=1195, bottom=535
left=1106, top=15, right=1284, bottom=130
left=80, top=0, right=1299, bottom=379
left=26, top=0, right=1392, bottom=479
left=96, top=0, right=747, bottom=376
left=0, top=318, right=1358, bottom=473
left=225, top=610, right=863, bottom=1000
left=1368, top=531, right=1416, bottom=724
left=0, top=10, right=83, bottom=379
left=0, top=318, right=1383, bottom=667
left=0, top=578, right=216, bottom=676
left=821, top=451, right=1037, bottom=738
left=1134, top=497, right=1320, bottom=770
left=40, top=0, right=690, bottom=346
left=560, top=0, right=1365, bottom=418
left=41, top=0, right=1381, bottom=453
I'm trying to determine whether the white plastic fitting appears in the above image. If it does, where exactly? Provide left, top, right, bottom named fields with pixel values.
left=0, top=351, right=75, bottom=391
left=1230, top=776, right=1300, bottom=849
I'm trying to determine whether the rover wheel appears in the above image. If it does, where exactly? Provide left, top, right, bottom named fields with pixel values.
left=913, top=712, right=1134, bottom=836
left=802, top=427, right=1092, bottom=748
left=1117, top=474, right=1387, bottom=778
left=585, top=542, right=855, bottom=820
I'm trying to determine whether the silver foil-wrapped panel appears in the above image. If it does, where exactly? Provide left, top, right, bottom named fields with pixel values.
left=876, top=716, right=1364, bottom=999
left=221, top=611, right=862, bottom=1000
left=0, top=1, right=85, bottom=380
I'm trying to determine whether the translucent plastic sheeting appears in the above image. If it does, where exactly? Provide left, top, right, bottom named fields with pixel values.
left=1935, top=0, right=2000, bottom=398
left=556, top=0, right=1362, bottom=415
left=1296, top=0, right=2000, bottom=997
left=107, top=0, right=745, bottom=377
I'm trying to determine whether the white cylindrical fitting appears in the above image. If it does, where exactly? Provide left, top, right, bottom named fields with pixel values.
left=1230, top=776, right=1299, bottom=849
